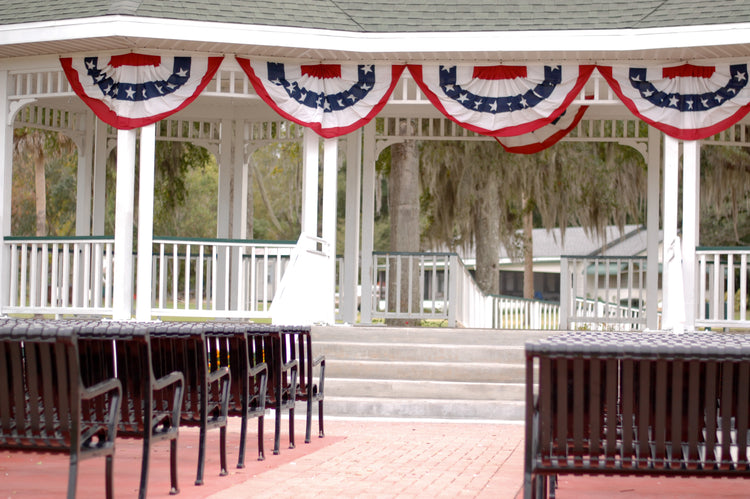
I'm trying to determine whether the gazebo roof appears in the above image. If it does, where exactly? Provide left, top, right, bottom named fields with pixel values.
left=1, top=1, right=750, bottom=62
left=3, top=1, right=748, bottom=32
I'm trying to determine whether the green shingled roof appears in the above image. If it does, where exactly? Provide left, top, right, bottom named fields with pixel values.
left=1, top=0, right=748, bottom=32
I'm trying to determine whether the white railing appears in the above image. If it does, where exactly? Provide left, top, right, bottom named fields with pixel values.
left=370, top=251, right=560, bottom=329
left=492, top=295, right=560, bottom=330
left=371, top=251, right=453, bottom=323
left=697, top=247, right=750, bottom=329
left=560, top=255, right=650, bottom=330
left=3, top=236, right=115, bottom=316
left=150, top=237, right=295, bottom=319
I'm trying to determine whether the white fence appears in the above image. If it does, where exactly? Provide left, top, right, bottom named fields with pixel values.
left=560, top=255, right=649, bottom=330
left=150, top=237, right=295, bottom=319
left=2, top=236, right=295, bottom=319
left=3, top=236, right=115, bottom=316
left=696, top=247, right=750, bottom=329
left=370, top=251, right=560, bottom=329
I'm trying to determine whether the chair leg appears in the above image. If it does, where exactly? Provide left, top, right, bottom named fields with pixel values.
left=289, top=407, right=296, bottom=449
left=105, top=454, right=114, bottom=499
left=257, top=415, right=265, bottom=461
left=195, top=426, right=206, bottom=485
left=67, top=457, right=78, bottom=499
left=305, top=397, right=313, bottom=443
left=237, top=409, right=248, bottom=468
left=318, top=399, right=325, bottom=438
left=273, top=407, right=281, bottom=455
left=169, top=438, right=179, bottom=495
left=139, top=440, right=151, bottom=499
left=220, top=425, right=228, bottom=476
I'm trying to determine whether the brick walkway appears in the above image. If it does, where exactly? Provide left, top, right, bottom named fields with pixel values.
left=4, top=416, right=749, bottom=498
left=208, top=419, right=526, bottom=499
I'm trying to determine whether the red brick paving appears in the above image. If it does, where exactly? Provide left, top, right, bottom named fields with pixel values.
left=3, top=417, right=749, bottom=498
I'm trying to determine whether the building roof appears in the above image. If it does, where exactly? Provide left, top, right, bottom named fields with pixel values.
left=2, top=1, right=748, bottom=32
left=1, top=2, right=750, bottom=63
left=498, top=225, right=660, bottom=261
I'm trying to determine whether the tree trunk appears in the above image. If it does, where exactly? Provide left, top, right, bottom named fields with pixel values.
left=523, top=204, right=534, bottom=300
left=34, top=154, right=46, bottom=236
left=387, top=133, right=420, bottom=326
left=474, top=180, right=500, bottom=295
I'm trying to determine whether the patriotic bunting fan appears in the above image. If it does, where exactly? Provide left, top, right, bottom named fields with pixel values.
left=598, top=63, right=750, bottom=140
left=60, top=53, right=223, bottom=130
left=237, top=58, right=405, bottom=138
left=408, top=64, right=594, bottom=137
left=496, top=104, right=588, bottom=154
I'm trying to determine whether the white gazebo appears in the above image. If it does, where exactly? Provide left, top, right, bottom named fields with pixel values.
left=2, top=2, right=750, bottom=330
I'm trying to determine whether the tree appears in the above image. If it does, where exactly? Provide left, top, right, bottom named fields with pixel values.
left=420, top=139, right=647, bottom=298
left=700, top=145, right=750, bottom=245
left=387, top=127, right=421, bottom=325
left=12, top=128, right=76, bottom=236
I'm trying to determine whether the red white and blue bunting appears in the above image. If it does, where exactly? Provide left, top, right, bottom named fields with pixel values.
left=237, top=58, right=406, bottom=138
left=598, top=63, right=750, bottom=141
left=408, top=64, right=594, bottom=137
left=60, top=53, right=223, bottom=130
left=495, top=104, right=588, bottom=154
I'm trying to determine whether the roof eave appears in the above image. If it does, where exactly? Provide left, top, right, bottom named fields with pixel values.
left=2, top=16, right=750, bottom=63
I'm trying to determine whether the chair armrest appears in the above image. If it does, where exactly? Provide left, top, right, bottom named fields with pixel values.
left=207, top=366, right=230, bottom=384
left=249, top=362, right=267, bottom=378
left=208, top=366, right=232, bottom=416
left=81, top=377, right=122, bottom=401
left=81, top=377, right=122, bottom=446
left=312, top=354, right=325, bottom=367
left=152, top=371, right=185, bottom=429
left=249, top=362, right=268, bottom=411
left=153, top=371, right=184, bottom=392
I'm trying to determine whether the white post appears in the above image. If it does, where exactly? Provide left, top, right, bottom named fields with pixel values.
left=0, top=70, right=12, bottom=313
left=662, top=134, right=680, bottom=331
left=75, top=111, right=95, bottom=236
left=342, top=130, right=362, bottom=324
left=230, top=120, right=247, bottom=310
left=682, top=140, right=700, bottom=330
left=301, top=128, right=320, bottom=237
left=216, top=119, right=232, bottom=310
left=91, top=118, right=108, bottom=235
left=359, top=122, right=376, bottom=323
left=646, top=127, right=661, bottom=330
left=113, top=128, right=137, bottom=320
left=135, top=124, right=156, bottom=321
left=322, top=137, right=338, bottom=324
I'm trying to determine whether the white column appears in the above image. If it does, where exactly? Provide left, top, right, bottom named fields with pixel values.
left=359, top=122, right=376, bottom=324
left=682, top=140, right=700, bottom=330
left=231, top=121, right=248, bottom=310
left=112, top=128, right=137, bottom=320
left=322, top=137, right=338, bottom=324
left=301, top=128, right=320, bottom=236
left=646, top=127, right=661, bottom=330
left=135, top=124, right=156, bottom=321
left=215, top=119, right=232, bottom=310
left=91, top=118, right=108, bottom=235
left=0, top=70, right=12, bottom=313
left=342, top=130, right=362, bottom=324
left=217, top=119, right=232, bottom=239
left=75, top=111, right=95, bottom=236
left=662, top=134, right=681, bottom=331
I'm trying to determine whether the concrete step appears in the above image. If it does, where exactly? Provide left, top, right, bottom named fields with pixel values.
left=325, top=378, right=525, bottom=400
left=323, top=396, right=525, bottom=421
left=314, top=341, right=525, bottom=363
left=312, top=326, right=552, bottom=346
left=325, top=359, right=526, bottom=383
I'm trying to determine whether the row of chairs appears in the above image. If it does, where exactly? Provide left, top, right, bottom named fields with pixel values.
left=0, top=319, right=325, bottom=498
